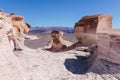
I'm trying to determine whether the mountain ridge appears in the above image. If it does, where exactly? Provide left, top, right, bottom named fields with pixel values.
left=29, top=26, right=74, bottom=34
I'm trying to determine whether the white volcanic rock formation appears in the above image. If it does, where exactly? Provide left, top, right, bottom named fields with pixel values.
left=0, top=10, right=120, bottom=80
left=0, top=11, right=31, bottom=80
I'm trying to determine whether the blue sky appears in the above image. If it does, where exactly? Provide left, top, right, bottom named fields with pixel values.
left=0, top=0, right=120, bottom=28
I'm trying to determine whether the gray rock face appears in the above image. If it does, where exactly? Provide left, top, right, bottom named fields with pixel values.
left=74, top=14, right=112, bottom=49
left=74, top=14, right=120, bottom=64
left=74, top=14, right=120, bottom=80
left=97, top=33, right=120, bottom=64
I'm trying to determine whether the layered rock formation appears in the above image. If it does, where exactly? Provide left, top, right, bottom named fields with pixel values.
left=74, top=14, right=112, bottom=34
left=74, top=14, right=120, bottom=71
left=1, top=9, right=120, bottom=80
left=0, top=11, right=30, bottom=80
left=44, top=30, right=73, bottom=52
left=0, top=11, right=31, bottom=50
left=97, top=32, right=120, bottom=64
left=74, top=14, right=112, bottom=47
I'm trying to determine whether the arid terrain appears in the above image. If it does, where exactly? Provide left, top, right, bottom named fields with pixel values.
left=0, top=11, right=120, bottom=80
left=22, top=33, right=120, bottom=80
left=25, top=33, right=77, bottom=49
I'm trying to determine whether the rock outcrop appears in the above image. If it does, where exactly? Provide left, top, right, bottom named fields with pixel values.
left=74, top=14, right=112, bottom=47
left=1, top=9, right=120, bottom=80
left=0, top=11, right=31, bottom=50
left=0, top=11, right=30, bottom=80
left=74, top=14, right=120, bottom=79
left=74, top=14, right=112, bottom=34
left=10, top=13, right=31, bottom=50
left=96, top=32, right=120, bottom=64
left=44, top=30, right=73, bottom=52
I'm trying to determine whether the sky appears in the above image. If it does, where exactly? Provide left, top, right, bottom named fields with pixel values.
left=0, top=0, right=120, bottom=28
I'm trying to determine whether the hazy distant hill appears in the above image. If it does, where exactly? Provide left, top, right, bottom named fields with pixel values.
left=29, top=27, right=74, bottom=34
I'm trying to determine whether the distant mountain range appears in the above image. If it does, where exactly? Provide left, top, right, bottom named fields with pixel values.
left=29, top=26, right=74, bottom=34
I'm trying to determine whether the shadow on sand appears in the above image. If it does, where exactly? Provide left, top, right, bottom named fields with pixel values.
left=64, top=56, right=88, bottom=74
left=64, top=55, right=120, bottom=75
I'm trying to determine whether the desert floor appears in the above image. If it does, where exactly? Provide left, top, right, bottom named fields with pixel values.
left=12, top=33, right=120, bottom=80
left=24, top=33, right=77, bottom=49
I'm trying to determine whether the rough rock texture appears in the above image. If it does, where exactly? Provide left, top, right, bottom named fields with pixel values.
left=74, top=14, right=112, bottom=47
left=0, top=11, right=30, bottom=80
left=10, top=14, right=31, bottom=50
left=97, top=33, right=120, bottom=64
left=1, top=10, right=120, bottom=80
left=0, top=11, right=31, bottom=50
left=74, top=14, right=112, bottom=34
left=44, top=30, right=73, bottom=52
left=74, top=14, right=120, bottom=64
left=74, top=14, right=120, bottom=80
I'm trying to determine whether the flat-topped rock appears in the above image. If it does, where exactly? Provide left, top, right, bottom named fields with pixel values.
left=74, top=14, right=112, bottom=34
left=74, top=14, right=120, bottom=79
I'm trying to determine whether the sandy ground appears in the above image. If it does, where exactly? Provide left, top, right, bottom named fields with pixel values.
left=15, top=33, right=90, bottom=80
left=24, top=33, right=77, bottom=49
left=11, top=33, right=120, bottom=80
left=14, top=48, right=90, bottom=80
